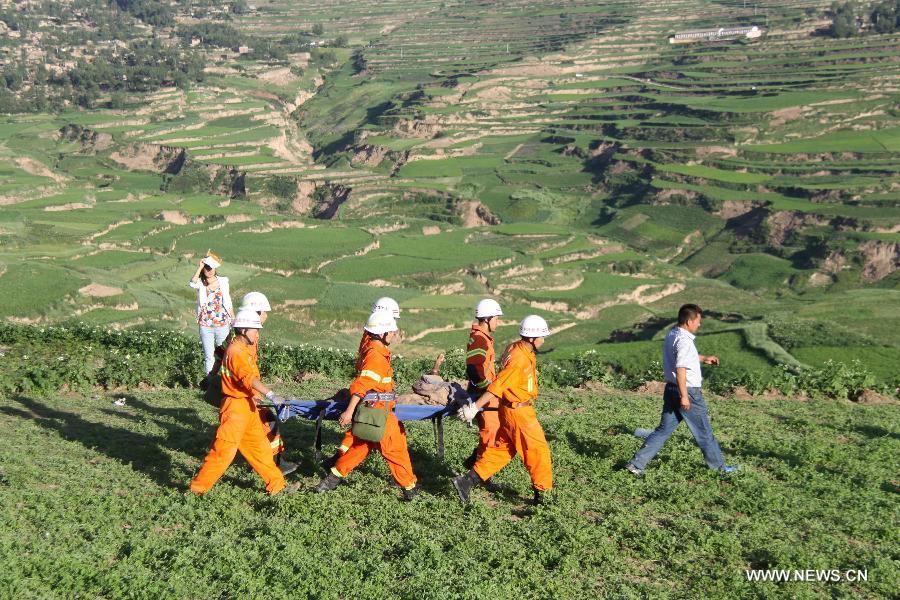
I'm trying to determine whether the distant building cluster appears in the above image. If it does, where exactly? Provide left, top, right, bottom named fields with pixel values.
left=669, top=26, right=763, bottom=44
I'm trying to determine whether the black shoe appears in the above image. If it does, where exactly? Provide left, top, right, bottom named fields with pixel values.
left=452, top=470, right=479, bottom=504
left=401, top=484, right=421, bottom=502
left=532, top=489, right=546, bottom=506
left=319, top=453, right=338, bottom=474
left=462, top=450, right=478, bottom=470
left=314, top=473, right=342, bottom=493
left=482, top=477, right=503, bottom=493
left=278, top=460, right=298, bottom=477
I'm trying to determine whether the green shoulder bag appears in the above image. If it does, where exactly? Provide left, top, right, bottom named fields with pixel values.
left=351, top=402, right=390, bottom=442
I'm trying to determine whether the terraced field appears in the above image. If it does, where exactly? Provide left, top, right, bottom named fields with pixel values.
left=0, top=0, right=897, bottom=387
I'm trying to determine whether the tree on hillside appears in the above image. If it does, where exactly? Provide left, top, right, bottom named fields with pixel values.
left=177, top=23, right=244, bottom=48
left=870, top=0, right=900, bottom=33
left=829, top=1, right=861, bottom=37
left=312, top=23, right=325, bottom=36
left=115, top=0, right=174, bottom=27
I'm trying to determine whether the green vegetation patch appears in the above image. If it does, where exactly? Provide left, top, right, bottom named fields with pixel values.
left=719, top=254, right=802, bottom=292
left=323, top=230, right=516, bottom=281
left=0, top=263, right=87, bottom=318
left=175, top=226, right=374, bottom=272
left=746, top=127, right=900, bottom=154
left=658, top=164, right=771, bottom=185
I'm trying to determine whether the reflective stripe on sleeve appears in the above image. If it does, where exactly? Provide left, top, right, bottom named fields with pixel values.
left=359, top=369, right=392, bottom=384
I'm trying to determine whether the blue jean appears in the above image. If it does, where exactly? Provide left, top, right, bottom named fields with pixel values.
left=630, top=384, right=725, bottom=471
left=199, top=325, right=230, bottom=375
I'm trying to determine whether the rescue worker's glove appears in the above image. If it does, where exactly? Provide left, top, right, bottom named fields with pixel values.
left=457, top=402, right=479, bottom=424
left=265, top=390, right=286, bottom=410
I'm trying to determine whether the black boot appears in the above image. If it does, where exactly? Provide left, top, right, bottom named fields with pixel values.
left=532, top=489, right=545, bottom=506
left=319, top=453, right=339, bottom=474
left=314, top=473, right=342, bottom=493
left=452, top=469, right=480, bottom=504
left=401, top=484, right=421, bottom=502
left=462, top=449, right=478, bottom=470
left=278, top=459, right=298, bottom=477
left=482, top=477, right=503, bottom=493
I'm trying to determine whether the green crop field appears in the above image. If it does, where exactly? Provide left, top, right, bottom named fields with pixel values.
left=0, top=0, right=895, bottom=369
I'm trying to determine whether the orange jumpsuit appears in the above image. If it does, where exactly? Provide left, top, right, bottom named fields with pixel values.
left=213, top=336, right=284, bottom=459
left=473, top=340, right=553, bottom=491
left=190, top=338, right=286, bottom=495
left=334, top=333, right=376, bottom=455
left=466, top=322, right=500, bottom=457
left=332, top=338, right=417, bottom=489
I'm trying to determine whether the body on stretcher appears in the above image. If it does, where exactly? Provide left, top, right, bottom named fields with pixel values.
left=267, top=399, right=478, bottom=461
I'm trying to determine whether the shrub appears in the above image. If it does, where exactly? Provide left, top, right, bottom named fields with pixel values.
left=796, top=359, right=876, bottom=400
left=0, top=323, right=890, bottom=400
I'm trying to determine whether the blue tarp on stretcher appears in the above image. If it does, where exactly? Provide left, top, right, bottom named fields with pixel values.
left=274, top=399, right=458, bottom=423
left=273, top=400, right=462, bottom=460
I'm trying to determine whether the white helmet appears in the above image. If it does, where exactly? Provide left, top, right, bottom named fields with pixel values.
left=371, top=296, right=401, bottom=319
left=239, top=291, right=271, bottom=312
left=519, top=315, right=550, bottom=338
left=364, top=312, right=398, bottom=335
left=232, top=309, right=263, bottom=329
left=475, top=298, right=503, bottom=319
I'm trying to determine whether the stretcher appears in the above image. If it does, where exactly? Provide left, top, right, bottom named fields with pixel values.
left=270, top=400, right=462, bottom=461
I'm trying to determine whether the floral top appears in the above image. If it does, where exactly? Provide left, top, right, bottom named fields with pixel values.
left=199, top=287, right=229, bottom=327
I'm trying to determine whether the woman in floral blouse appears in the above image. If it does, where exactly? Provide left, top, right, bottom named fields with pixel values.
left=190, top=251, right=234, bottom=375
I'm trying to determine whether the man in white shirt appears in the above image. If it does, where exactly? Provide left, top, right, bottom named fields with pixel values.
left=626, top=304, right=738, bottom=475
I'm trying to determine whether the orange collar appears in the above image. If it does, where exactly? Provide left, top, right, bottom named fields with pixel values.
left=366, top=337, right=391, bottom=357
left=513, top=339, right=535, bottom=357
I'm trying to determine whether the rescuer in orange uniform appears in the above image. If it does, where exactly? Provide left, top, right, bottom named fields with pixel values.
left=462, top=299, right=503, bottom=489
left=190, top=310, right=299, bottom=496
left=452, top=315, right=553, bottom=506
left=321, top=297, right=403, bottom=472
left=203, top=291, right=296, bottom=477
left=314, top=311, right=420, bottom=501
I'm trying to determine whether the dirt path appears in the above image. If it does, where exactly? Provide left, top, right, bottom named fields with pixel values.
left=574, top=282, right=686, bottom=320
left=87, top=220, right=134, bottom=242
left=405, top=323, right=467, bottom=343
left=665, top=230, right=701, bottom=262
left=79, top=283, right=123, bottom=297
left=15, top=157, right=69, bottom=184
left=310, top=239, right=381, bottom=273
left=0, top=185, right=60, bottom=207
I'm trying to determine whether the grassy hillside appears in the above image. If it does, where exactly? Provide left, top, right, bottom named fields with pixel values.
left=0, top=385, right=896, bottom=598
